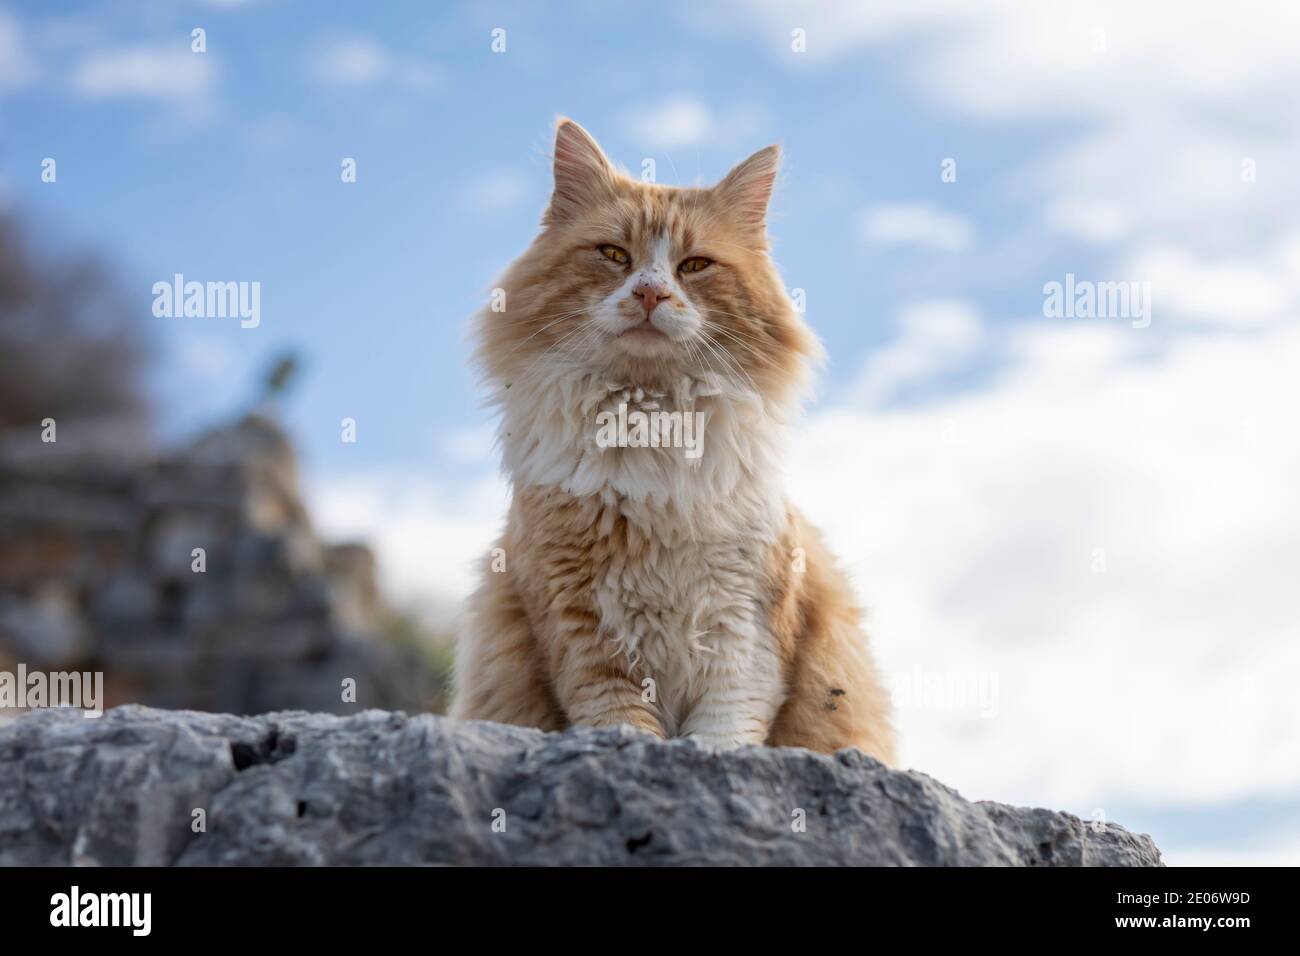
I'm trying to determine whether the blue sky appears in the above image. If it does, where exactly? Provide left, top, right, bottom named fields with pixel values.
left=4, top=1, right=1300, bottom=865
left=5, top=0, right=1069, bottom=474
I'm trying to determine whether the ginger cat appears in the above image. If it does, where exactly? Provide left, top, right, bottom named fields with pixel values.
left=451, top=119, right=896, bottom=763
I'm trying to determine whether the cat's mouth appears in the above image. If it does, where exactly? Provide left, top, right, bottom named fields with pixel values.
left=612, top=319, right=676, bottom=355
left=620, top=324, right=666, bottom=337
left=618, top=312, right=669, bottom=336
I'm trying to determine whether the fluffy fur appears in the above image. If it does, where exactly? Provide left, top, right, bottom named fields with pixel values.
left=451, top=119, right=896, bottom=762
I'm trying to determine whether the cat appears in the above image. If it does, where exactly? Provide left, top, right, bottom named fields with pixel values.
left=451, top=118, right=896, bottom=762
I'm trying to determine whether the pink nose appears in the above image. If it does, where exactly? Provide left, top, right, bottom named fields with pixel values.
left=632, top=278, right=671, bottom=316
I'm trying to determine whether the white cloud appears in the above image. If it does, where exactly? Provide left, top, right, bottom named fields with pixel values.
left=791, top=317, right=1300, bottom=810
left=1029, top=115, right=1294, bottom=253
left=443, top=424, right=498, bottom=466
left=611, top=92, right=769, bottom=169
left=310, top=37, right=439, bottom=93
left=718, top=0, right=979, bottom=62
left=1130, top=242, right=1296, bottom=328
left=849, top=300, right=983, bottom=406
left=736, top=1, right=1300, bottom=253
left=910, top=3, right=1300, bottom=122
left=1170, top=832, right=1300, bottom=867
left=732, top=1, right=1300, bottom=120
left=0, top=10, right=35, bottom=90
left=71, top=47, right=216, bottom=103
left=857, top=202, right=974, bottom=251
left=621, top=93, right=713, bottom=150
left=463, top=168, right=531, bottom=215
left=313, top=38, right=387, bottom=86
left=1045, top=198, right=1132, bottom=244
left=309, top=470, right=508, bottom=626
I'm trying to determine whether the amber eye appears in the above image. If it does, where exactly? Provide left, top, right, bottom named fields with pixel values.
left=599, top=244, right=630, bottom=265
left=679, top=257, right=712, bottom=274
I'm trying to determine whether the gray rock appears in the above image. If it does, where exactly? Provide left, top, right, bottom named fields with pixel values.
left=0, top=705, right=1163, bottom=866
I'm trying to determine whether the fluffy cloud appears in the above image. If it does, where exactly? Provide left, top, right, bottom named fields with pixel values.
left=731, top=1, right=1300, bottom=119
left=0, top=10, right=34, bottom=91
left=463, top=168, right=531, bottom=215
left=857, top=203, right=974, bottom=252
left=310, top=470, right=507, bottom=625
left=310, top=36, right=439, bottom=93
left=313, top=37, right=388, bottom=86
left=1129, top=239, right=1299, bottom=329
left=792, top=316, right=1300, bottom=811
left=1178, top=832, right=1300, bottom=867
left=1045, top=198, right=1132, bottom=245
left=849, top=300, right=983, bottom=406
left=622, top=93, right=712, bottom=150
left=736, top=0, right=1300, bottom=253
left=71, top=47, right=216, bottom=103
left=618, top=93, right=768, bottom=157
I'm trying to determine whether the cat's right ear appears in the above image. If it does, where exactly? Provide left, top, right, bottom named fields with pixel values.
left=546, top=118, right=615, bottom=225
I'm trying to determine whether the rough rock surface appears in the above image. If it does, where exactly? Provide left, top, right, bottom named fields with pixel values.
left=0, top=705, right=1162, bottom=866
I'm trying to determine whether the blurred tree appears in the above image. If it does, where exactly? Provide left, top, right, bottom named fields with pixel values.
left=0, top=213, right=148, bottom=431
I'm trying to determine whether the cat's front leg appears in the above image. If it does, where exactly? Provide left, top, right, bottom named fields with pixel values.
left=552, top=647, right=666, bottom=738
left=678, top=635, right=784, bottom=749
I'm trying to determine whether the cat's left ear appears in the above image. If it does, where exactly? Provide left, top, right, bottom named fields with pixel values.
left=713, top=144, right=780, bottom=229
left=546, top=117, right=616, bottom=225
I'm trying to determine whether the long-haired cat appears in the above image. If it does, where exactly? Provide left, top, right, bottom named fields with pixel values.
left=451, top=119, right=896, bottom=762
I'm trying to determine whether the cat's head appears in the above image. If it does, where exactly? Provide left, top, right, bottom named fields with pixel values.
left=477, top=118, right=820, bottom=408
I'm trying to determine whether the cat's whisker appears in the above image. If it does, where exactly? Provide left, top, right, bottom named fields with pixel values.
left=495, top=308, right=593, bottom=363
left=699, top=317, right=769, bottom=349
left=491, top=307, right=589, bottom=327
left=699, top=319, right=782, bottom=370
left=513, top=319, right=611, bottom=386
left=700, top=315, right=791, bottom=358
left=701, top=307, right=781, bottom=330
left=701, top=334, right=773, bottom=371
left=695, top=330, right=762, bottom=396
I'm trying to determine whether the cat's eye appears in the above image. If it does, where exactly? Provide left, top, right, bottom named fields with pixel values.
left=598, top=244, right=630, bottom=265
left=679, top=257, right=712, bottom=274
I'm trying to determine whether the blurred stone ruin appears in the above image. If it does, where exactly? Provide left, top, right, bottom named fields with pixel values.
left=0, top=212, right=445, bottom=717
left=0, top=412, right=444, bottom=715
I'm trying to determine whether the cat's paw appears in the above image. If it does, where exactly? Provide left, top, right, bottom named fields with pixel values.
left=680, top=731, right=754, bottom=752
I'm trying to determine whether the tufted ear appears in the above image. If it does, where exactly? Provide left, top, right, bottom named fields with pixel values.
left=713, top=144, right=780, bottom=229
left=546, top=117, right=616, bottom=225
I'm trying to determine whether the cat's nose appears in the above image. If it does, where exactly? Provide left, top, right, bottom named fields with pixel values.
left=631, top=277, right=671, bottom=316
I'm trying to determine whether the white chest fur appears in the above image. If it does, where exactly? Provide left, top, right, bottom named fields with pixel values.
left=499, top=369, right=792, bottom=743
left=592, top=493, right=786, bottom=738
